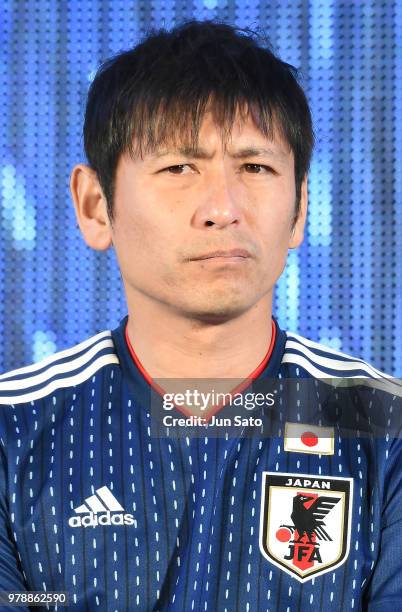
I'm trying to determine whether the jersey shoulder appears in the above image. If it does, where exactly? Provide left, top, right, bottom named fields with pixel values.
left=281, top=330, right=392, bottom=379
left=0, top=329, right=119, bottom=406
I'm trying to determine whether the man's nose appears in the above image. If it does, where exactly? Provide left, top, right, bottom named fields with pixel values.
left=191, top=171, right=242, bottom=229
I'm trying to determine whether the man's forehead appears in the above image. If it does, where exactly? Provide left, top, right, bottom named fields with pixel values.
left=144, top=118, right=291, bottom=161
left=146, top=143, right=290, bottom=163
left=127, top=101, right=293, bottom=163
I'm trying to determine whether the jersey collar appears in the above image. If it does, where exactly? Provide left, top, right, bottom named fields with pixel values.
left=112, top=314, right=287, bottom=406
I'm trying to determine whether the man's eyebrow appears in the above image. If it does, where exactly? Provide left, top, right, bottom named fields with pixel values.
left=230, top=147, right=288, bottom=161
left=149, top=147, right=214, bottom=160
left=148, top=146, right=288, bottom=161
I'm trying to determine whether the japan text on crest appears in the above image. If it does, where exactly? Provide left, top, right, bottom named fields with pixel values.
left=259, top=472, right=353, bottom=582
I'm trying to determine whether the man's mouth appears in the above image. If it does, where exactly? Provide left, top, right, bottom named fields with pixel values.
left=190, top=248, right=251, bottom=261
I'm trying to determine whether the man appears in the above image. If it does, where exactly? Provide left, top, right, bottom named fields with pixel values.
left=0, top=20, right=401, bottom=611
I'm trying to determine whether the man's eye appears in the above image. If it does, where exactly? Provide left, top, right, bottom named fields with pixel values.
left=163, top=164, right=193, bottom=174
left=243, top=163, right=272, bottom=174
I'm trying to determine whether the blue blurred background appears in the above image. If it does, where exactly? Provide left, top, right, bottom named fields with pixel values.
left=0, top=0, right=401, bottom=375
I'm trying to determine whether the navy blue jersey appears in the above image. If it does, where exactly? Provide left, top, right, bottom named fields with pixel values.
left=0, top=315, right=401, bottom=611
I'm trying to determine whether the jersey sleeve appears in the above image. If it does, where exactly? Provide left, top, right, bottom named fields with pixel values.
left=0, top=429, right=30, bottom=607
left=363, top=436, right=402, bottom=611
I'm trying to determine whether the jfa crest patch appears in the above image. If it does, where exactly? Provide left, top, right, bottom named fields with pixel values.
left=259, top=472, right=353, bottom=582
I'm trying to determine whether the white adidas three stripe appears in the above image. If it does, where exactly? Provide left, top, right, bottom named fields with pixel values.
left=74, top=486, right=125, bottom=514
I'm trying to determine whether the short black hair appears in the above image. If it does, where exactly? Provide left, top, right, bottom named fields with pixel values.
left=83, top=20, right=314, bottom=222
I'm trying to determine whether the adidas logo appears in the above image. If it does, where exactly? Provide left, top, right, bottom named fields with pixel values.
left=68, top=485, right=134, bottom=528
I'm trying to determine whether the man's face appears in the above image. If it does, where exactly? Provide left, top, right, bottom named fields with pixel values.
left=111, top=110, right=307, bottom=323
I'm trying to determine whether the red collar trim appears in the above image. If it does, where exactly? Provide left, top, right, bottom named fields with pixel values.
left=124, top=319, right=276, bottom=420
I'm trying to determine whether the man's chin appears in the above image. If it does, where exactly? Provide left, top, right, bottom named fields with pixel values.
left=179, top=301, right=251, bottom=325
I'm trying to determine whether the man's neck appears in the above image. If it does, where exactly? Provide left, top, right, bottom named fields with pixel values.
left=125, top=293, right=273, bottom=380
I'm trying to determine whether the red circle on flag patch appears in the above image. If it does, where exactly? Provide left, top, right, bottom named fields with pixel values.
left=301, top=431, right=318, bottom=447
left=276, top=527, right=291, bottom=542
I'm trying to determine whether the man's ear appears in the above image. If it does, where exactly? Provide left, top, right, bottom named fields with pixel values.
left=289, top=174, right=308, bottom=249
left=70, top=164, right=112, bottom=250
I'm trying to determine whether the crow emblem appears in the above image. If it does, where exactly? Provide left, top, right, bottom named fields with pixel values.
left=286, top=492, right=340, bottom=542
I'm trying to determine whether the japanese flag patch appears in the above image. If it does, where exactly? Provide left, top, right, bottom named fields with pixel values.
left=284, top=422, right=334, bottom=455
